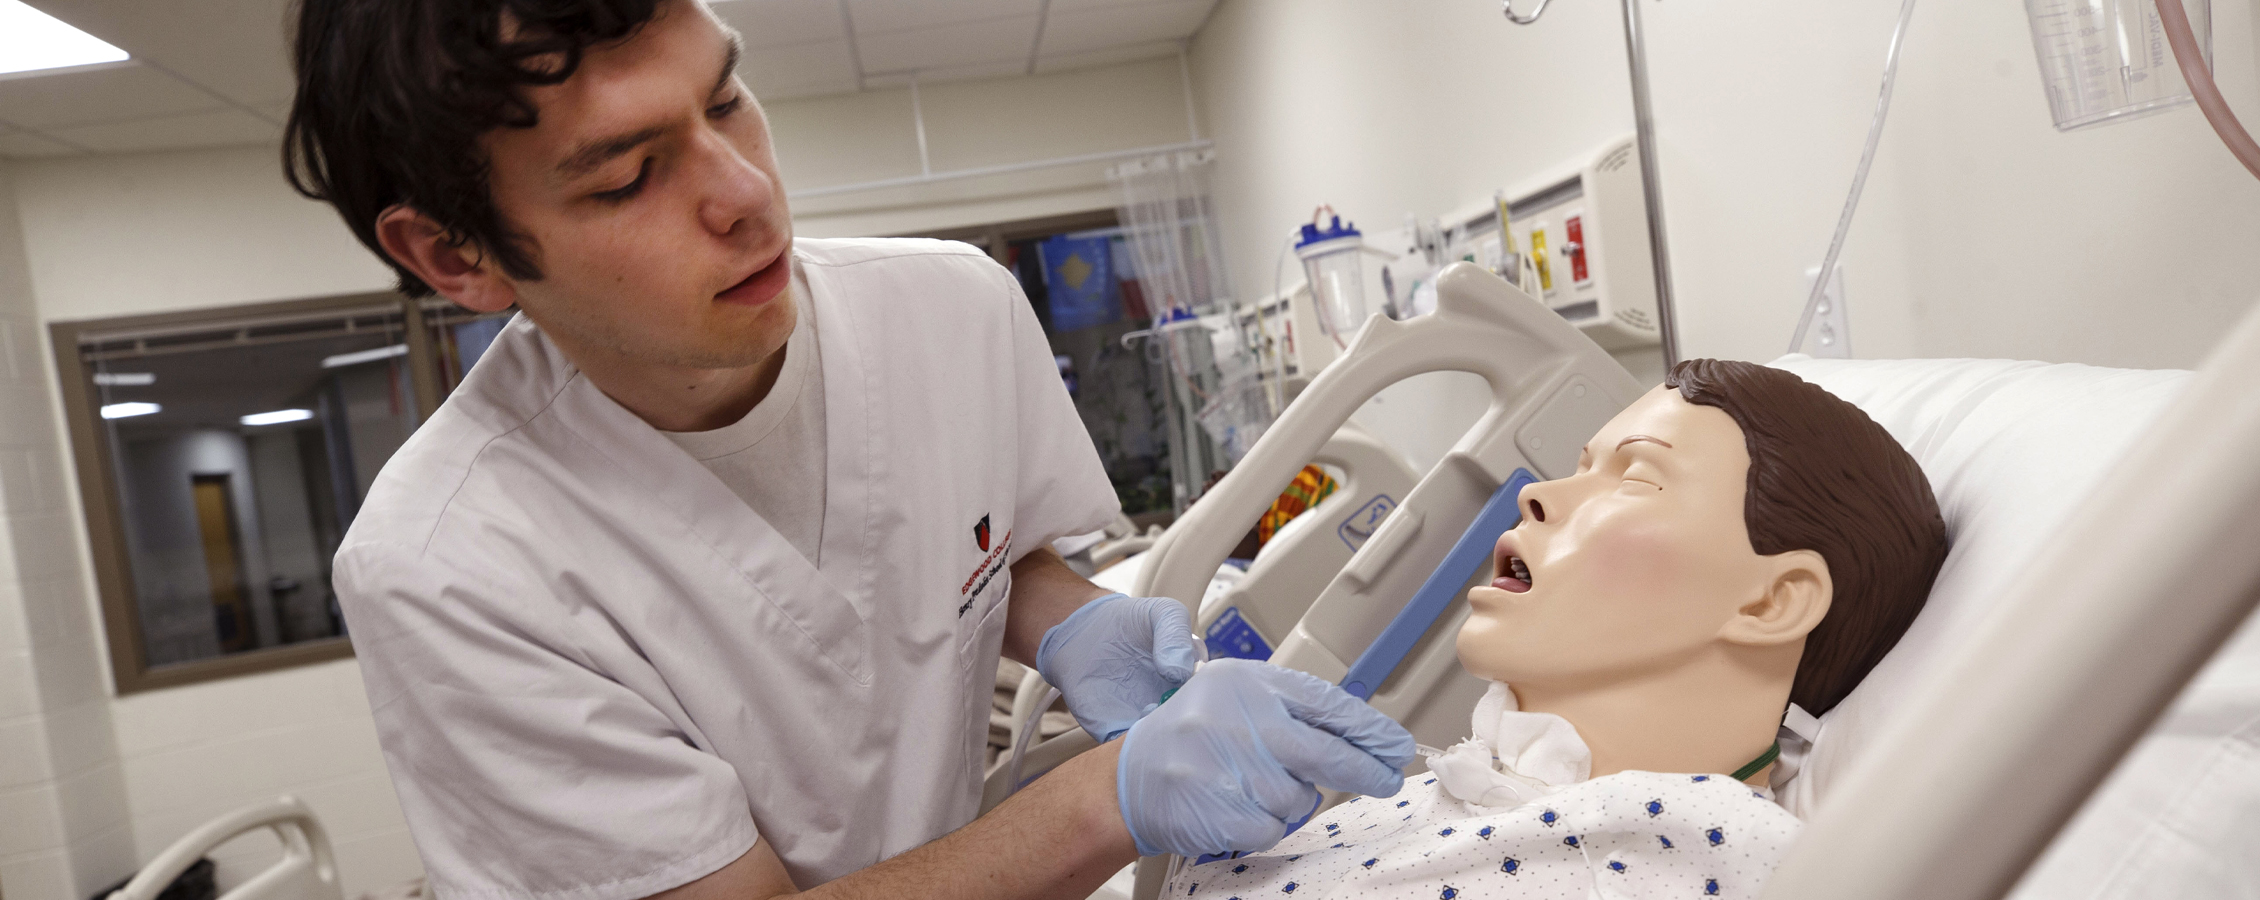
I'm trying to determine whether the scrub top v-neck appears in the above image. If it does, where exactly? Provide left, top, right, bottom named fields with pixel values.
left=334, top=238, right=1120, bottom=899
left=661, top=268, right=825, bottom=565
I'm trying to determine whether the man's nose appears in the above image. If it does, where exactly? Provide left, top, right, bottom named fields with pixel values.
left=695, top=133, right=775, bottom=237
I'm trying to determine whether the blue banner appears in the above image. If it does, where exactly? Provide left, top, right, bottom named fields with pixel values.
left=1040, top=234, right=1122, bottom=332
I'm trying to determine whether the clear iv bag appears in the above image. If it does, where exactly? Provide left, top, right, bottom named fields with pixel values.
left=2026, top=0, right=2211, bottom=131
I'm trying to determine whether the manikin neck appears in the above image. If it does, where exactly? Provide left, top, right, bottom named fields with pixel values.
left=1510, top=642, right=1800, bottom=785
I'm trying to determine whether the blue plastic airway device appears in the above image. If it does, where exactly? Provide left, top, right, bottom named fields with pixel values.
left=1339, top=469, right=1539, bottom=700
left=1189, top=468, right=1538, bottom=867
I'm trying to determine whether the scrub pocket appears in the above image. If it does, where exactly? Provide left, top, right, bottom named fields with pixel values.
left=957, top=569, right=1012, bottom=669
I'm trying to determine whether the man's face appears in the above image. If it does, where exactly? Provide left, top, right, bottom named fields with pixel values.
left=1456, top=385, right=1779, bottom=690
left=480, top=0, right=793, bottom=370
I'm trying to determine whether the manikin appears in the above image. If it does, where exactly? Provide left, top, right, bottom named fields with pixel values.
left=1171, top=359, right=1948, bottom=899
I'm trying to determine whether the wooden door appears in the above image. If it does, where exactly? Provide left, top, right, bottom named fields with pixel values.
left=191, top=474, right=253, bottom=653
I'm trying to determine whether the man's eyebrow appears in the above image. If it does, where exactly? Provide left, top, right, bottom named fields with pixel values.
left=1616, top=434, right=1675, bottom=450
left=714, top=33, right=741, bottom=96
left=554, top=36, right=742, bottom=182
left=556, top=124, right=668, bottom=181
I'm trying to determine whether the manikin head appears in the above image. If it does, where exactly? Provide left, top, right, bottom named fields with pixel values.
left=285, top=0, right=794, bottom=373
left=1457, top=359, right=1946, bottom=734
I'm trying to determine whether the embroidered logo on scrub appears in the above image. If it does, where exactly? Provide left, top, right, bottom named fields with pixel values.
left=959, top=519, right=1013, bottom=618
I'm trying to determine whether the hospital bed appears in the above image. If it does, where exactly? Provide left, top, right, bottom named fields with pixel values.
left=106, top=795, right=343, bottom=900
left=1011, top=261, right=2260, bottom=900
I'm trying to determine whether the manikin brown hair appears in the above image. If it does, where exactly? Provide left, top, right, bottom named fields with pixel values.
left=1665, top=359, right=1948, bottom=717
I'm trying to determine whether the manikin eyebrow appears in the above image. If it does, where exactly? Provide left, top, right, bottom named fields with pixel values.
left=553, top=34, right=744, bottom=181
left=1615, top=434, right=1674, bottom=451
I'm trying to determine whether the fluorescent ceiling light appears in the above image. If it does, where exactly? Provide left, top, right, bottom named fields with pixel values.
left=92, top=372, right=155, bottom=386
left=100, top=401, right=160, bottom=419
left=322, top=343, right=409, bottom=368
left=0, top=0, right=129, bottom=77
left=240, top=408, right=314, bottom=427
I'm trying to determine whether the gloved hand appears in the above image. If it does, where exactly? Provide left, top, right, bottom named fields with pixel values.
left=1037, top=593, right=1201, bottom=742
left=1115, top=658, right=1416, bottom=858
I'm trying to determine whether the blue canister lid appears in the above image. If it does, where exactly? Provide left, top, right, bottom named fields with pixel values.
left=1296, top=214, right=1362, bottom=249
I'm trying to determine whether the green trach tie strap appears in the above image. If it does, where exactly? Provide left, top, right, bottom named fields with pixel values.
left=1730, top=741, right=1781, bottom=783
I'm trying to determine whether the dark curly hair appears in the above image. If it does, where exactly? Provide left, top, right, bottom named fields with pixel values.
left=1665, top=359, right=1948, bottom=717
left=282, top=0, right=664, bottom=297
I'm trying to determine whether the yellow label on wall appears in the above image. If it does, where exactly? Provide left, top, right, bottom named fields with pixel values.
left=1530, top=228, right=1553, bottom=292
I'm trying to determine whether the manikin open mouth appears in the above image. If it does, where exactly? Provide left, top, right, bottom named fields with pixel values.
left=1494, top=555, right=1533, bottom=593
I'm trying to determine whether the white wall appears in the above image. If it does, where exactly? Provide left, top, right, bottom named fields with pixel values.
left=775, top=55, right=1197, bottom=238
left=1190, top=0, right=2260, bottom=373
left=0, top=52, right=1200, bottom=900
left=107, top=660, right=419, bottom=896
left=14, top=148, right=394, bottom=322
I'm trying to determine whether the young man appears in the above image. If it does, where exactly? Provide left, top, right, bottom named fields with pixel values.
left=284, top=1, right=1414, bottom=898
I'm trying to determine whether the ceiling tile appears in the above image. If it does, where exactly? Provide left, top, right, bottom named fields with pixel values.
left=0, top=127, right=84, bottom=159
left=0, top=62, right=224, bottom=130
left=1038, top=0, right=1212, bottom=56
left=741, top=40, right=860, bottom=98
left=709, top=0, right=847, bottom=48
left=44, top=108, right=278, bottom=154
left=846, top=0, right=1042, bottom=35
left=854, top=16, right=1039, bottom=75
left=1033, top=40, right=1181, bottom=75
left=29, top=0, right=297, bottom=109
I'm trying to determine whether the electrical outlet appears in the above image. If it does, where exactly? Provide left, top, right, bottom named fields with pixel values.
left=1799, top=264, right=1852, bottom=359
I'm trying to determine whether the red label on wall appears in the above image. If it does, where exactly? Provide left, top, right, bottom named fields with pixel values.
left=1566, top=216, right=1589, bottom=283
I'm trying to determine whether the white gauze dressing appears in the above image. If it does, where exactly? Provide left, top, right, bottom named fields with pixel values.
left=1420, top=681, right=1591, bottom=807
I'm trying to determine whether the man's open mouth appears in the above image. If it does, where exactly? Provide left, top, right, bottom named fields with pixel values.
left=716, top=248, right=791, bottom=304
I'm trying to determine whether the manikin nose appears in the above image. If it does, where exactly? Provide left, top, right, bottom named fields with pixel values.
left=1526, top=497, right=1546, bottom=523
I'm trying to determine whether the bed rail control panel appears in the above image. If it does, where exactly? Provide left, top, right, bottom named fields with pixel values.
left=1340, top=469, right=1538, bottom=700
left=1341, top=508, right=1423, bottom=587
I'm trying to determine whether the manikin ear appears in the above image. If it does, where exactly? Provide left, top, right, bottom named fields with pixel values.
left=374, top=205, right=519, bottom=313
left=1719, top=549, right=1832, bottom=647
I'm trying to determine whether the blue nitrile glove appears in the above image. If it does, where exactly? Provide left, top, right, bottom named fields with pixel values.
left=1037, top=592, right=1201, bottom=742
left=1115, top=658, right=1417, bottom=859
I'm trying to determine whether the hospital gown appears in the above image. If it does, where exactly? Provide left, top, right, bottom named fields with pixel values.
left=1164, top=766, right=1801, bottom=899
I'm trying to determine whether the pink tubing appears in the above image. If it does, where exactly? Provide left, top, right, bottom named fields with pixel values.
left=2157, top=0, right=2260, bottom=180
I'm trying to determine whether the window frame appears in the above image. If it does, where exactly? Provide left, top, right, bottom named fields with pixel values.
left=52, top=291, right=449, bottom=694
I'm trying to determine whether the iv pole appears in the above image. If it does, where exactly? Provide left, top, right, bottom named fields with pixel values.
left=1501, top=0, right=1683, bottom=368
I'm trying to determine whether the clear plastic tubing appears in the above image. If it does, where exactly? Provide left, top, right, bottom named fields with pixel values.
left=1788, top=0, right=1919, bottom=355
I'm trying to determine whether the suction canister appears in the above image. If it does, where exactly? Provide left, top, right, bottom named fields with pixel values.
left=1295, top=213, right=1370, bottom=345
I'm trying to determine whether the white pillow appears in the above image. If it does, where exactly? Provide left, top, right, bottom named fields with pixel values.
left=1762, top=355, right=2192, bottom=817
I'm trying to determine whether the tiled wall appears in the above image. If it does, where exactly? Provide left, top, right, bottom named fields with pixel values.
left=0, top=157, right=137, bottom=900
left=109, top=662, right=420, bottom=896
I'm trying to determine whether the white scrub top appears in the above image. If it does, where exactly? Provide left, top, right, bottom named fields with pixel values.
left=334, top=238, right=1119, bottom=900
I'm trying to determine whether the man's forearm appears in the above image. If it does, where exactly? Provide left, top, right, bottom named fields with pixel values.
left=654, top=742, right=1137, bottom=900
left=805, top=740, right=1136, bottom=900
left=1002, top=548, right=1111, bottom=666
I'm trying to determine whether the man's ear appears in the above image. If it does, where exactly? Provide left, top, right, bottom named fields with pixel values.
left=1720, top=549, right=1832, bottom=646
left=374, top=205, right=518, bottom=313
